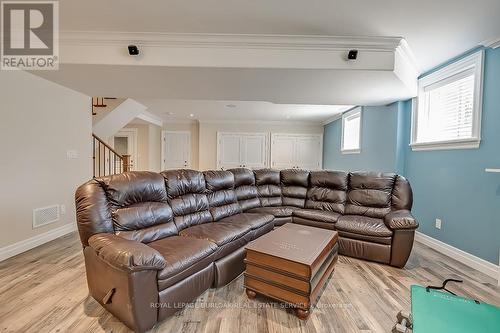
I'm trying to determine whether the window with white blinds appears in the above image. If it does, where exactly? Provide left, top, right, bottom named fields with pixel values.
left=412, top=51, right=484, bottom=151
left=341, top=107, right=361, bottom=153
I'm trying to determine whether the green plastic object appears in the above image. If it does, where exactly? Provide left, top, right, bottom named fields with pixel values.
left=411, top=285, right=500, bottom=333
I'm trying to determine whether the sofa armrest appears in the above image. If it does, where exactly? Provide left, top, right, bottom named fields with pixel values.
left=88, top=233, right=166, bottom=271
left=384, top=210, right=419, bottom=230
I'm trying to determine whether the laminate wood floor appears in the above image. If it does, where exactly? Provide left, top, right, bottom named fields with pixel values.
left=0, top=232, right=498, bottom=333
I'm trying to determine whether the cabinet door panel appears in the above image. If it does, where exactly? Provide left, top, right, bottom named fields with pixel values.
left=242, top=134, right=268, bottom=169
left=271, top=135, right=295, bottom=169
left=296, top=136, right=322, bottom=170
left=218, top=134, right=242, bottom=169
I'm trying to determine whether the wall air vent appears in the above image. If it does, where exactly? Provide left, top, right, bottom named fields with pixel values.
left=33, top=205, right=60, bottom=228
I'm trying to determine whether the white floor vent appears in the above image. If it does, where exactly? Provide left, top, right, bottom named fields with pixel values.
left=33, top=205, right=60, bottom=228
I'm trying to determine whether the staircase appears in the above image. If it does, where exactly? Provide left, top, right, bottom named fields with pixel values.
left=92, top=134, right=131, bottom=178
left=91, top=97, right=163, bottom=177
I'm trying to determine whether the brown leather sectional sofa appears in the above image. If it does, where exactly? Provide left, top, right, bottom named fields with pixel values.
left=75, top=168, right=418, bottom=332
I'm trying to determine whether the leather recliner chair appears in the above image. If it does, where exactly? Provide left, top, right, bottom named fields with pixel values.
left=75, top=168, right=417, bottom=332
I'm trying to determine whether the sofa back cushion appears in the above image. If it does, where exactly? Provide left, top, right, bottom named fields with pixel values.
left=229, top=168, right=261, bottom=211
left=76, top=179, right=114, bottom=246
left=305, top=170, right=348, bottom=214
left=254, top=169, right=282, bottom=207
left=162, top=169, right=212, bottom=231
left=392, top=175, right=413, bottom=210
left=345, top=172, right=397, bottom=218
left=203, top=170, right=241, bottom=221
left=280, top=169, right=309, bottom=208
left=96, top=172, right=177, bottom=243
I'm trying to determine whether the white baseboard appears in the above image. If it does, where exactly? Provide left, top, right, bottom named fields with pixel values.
left=0, top=223, right=77, bottom=262
left=415, top=231, right=499, bottom=284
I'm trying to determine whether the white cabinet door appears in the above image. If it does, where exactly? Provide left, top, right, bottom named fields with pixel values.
left=217, top=133, right=243, bottom=169
left=271, top=134, right=295, bottom=169
left=241, top=134, right=268, bottom=169
left=271, top=133, right=323, bottom=170
left=295, top=135, right=322, bottom=170
left=162, top=131, right=191, bottom=169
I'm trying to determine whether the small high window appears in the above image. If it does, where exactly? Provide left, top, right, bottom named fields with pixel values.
left=341, top=107, right=361, bottom=154
left=411, top=51, right=484, bottom=151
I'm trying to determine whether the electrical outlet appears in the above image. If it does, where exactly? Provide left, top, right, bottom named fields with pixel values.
left=60, top=204, right=66, bottom=215
left=435, top=218, right=442, bottom=230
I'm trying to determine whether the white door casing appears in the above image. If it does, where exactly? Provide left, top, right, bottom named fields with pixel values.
left=111, top=128, right=138, bottom=171
left=162, top=131, right=191, bottom=170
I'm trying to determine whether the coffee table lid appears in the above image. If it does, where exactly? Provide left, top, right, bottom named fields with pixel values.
left=246, top=223, right=338, bottom=265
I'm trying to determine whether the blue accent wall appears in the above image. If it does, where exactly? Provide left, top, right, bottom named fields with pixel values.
left=323, top=47, right=500, bottom=264
left=323, top=103, right=401, bottom=172
left=405, top=48, right=500, bottom=264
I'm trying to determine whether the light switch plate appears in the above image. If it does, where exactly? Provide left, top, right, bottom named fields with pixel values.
left=67, top=150, right=79, bottom=159
left=435, top=219, right=442, bottom=229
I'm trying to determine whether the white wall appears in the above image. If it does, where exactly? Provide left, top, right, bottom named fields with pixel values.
left=198, top=121, right=323, bottom=170
left=148, top=124, right=162, bottom=172
left=0, top=70, right=92, bottom=250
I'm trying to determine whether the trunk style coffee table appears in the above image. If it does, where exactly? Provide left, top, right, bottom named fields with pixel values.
left=244, top=223, right=338, bottom=319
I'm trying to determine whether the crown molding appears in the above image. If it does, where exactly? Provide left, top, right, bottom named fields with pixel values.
left=481, top=37, right=500, bottom=49
left=395, top=39, right=421, bottom=75
left=162, top=119, right=199, bottom=125
left=197, top=119, right=323, bottom=126
left=322, top=105, right=361, bottom=125
left=321, top=114, right=343, bottom=126
left=60, top=31, right=403, bottom=51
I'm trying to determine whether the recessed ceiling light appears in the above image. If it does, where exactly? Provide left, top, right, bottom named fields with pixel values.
left=189, top=113, right=194, bottom=117
left=226, top=104, right=236, bottom=108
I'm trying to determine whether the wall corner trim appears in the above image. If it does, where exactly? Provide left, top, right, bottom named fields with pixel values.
left=0, top=223, right=77, bottom=262
left=415, top=231, right=499, bottom=282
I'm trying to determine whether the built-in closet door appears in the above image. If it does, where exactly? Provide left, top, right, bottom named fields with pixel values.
left=217, top=133, right=243, bottom=169
left=270, top=134, right=296, bottom=169
left=217, top=132, right=269, bottom=169
left=271, top=133, right=323, bottom=170
left=295, top=135, right=323, bottom=170
left=241, top=134, right=269, bottom=169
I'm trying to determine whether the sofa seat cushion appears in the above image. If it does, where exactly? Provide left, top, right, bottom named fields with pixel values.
left=148, top=236, right=218, bottom=289
left=292, top=209, right=340, bottom=224
left=218, top=213, right=274, bottom=230
left=247, top=206, right=298, bottom=217
left=336, top=215, right=392, bottom=237
left=179, top=222, right=251, bottom=247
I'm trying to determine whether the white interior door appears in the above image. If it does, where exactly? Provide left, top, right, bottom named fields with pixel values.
left=217, top=133, right=243, bottom=169
left=112, top=128, right=138, bottom=171
left=241, top=134, right=269, bottom=169
left=295, top=135, right=323, bottom=170
left=271, top=134, right=295, bottom=169
left=162, top=131, right=191, bottom=169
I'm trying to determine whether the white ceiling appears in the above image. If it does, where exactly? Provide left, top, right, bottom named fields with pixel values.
left=36, top=64, right=411, bottom=106
left=135, top=99, right=353, bottom=123
left=59, top=0, right=500, bottom=72
left=33, top=1, right=500, bottom=123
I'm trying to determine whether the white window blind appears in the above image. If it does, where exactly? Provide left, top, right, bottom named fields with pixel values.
left=342, top=108, right=361, bottom=153
left=412, top=51, right=483, bottom=151
left=417, top=70, right=475, bottom=143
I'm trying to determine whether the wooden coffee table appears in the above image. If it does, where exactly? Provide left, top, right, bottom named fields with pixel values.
left=244, top=223, right=338, bottom=319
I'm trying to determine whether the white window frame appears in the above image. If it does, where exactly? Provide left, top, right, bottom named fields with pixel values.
left=341, top=107, right=362, bottom=154
left=411, top=50, right=484, bottom=151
